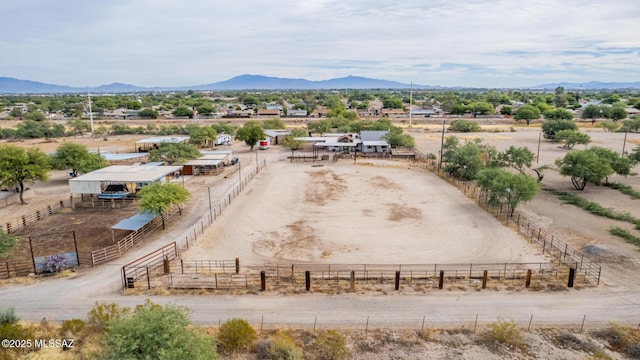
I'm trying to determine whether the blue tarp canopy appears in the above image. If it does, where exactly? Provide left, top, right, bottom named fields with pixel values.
left=111, top=212, right=156, bottom=231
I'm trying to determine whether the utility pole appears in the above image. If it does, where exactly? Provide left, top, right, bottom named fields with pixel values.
left=622, top=128, right=629, bottom=157
left=438, top=121, right=446, bottom=170
left=207, top=187, right=213, bottom=221
left=87, top=90, right=94, bottom=137
left=409, top=82, right=413, bottom=129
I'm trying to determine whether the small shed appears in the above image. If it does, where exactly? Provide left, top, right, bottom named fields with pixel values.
left=264, top=130, right=291, bottom=145
left=135, top=136, right=190, bottom=152
left=182, top=158, right=223, bottom=176
left=69, top=165, right=183, bottom=195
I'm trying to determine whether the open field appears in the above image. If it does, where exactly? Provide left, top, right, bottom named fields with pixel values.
left=184, top=159, right=546, bottom=266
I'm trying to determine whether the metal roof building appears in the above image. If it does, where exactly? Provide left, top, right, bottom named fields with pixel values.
left=135, top=136, right=190, bottom=144
left=69, top=165, right=183, bottom=194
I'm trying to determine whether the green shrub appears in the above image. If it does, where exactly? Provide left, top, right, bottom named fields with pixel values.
left=86, top=302, right=130, bottom=330
left=256, top=332, right=303, bottom=360
left=218, top=318, right=256, bottom=353
left=609, top=227, right=640, bottom=246
left=604, top=183, right=640, bottom=199
left=0, top=231, right=19, bottom=259
left=100, top=300, right=218, bottom=360
left=315, top=330, right=350, bottom=360
left=483, top=321, right=524, bottom=348
left=61, top=318, right=85, bottom=335
left=552, top=190, right=640, bottom=229
left=448, top=119, right=481, bottom=132
left=0, top=307, right=18, bottom=325
left=0, top=323, right=35, bottom=356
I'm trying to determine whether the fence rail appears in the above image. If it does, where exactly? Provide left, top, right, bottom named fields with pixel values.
left=2, top=199, right=71, bottom=234
left=90, top=205, right=183, bottom=266
left=152, top=261, right=575, bottom=291
left=413, top=152, right=602, bottom=285
left=1, top=194, right=138, bottom=235
left=0, top=259, right=35, bottom=279
left=121, top=160, right=267, bottom=289
left=174, top=259, right=238, bottom=274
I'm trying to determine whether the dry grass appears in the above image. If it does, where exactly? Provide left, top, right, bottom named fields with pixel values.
left=0, top=276, right=37, bottom=285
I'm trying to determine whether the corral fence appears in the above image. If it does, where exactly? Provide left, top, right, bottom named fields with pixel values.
left=0, top=259, right=35, bottom=279
left=89, top=204, right=183, bottom=266
left=390, top=150, right=602, bottom=285
left=287, top=154, right=319, bottom=162
left=93, top=159, right=266, bottom=267
left=140, top=261, right=583, bottom=291
left=121, top=160, right=266, bottom=289
left=358, top=152, right=416, bottom=161
left=2, top=199, right=73, bottom=234
left=1, top=195, right=141, bottom=235
left=73, top=194, right=138, bottom=209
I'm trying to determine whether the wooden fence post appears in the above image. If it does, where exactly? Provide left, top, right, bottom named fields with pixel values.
left=235, top=257, right=240, bottom=274
left=350, top=270, right=355, bottom=291
left=438, top=270, right=444, bottom=289
left=305, top=271, right=311, bottom=291
left=260, top=271, right=266, bottom=291
left=568, top=268, right=576, bottom=288
left=395, top=271, right=400, bottom=291
left=526, top=269, right=532, bottom=288
left=482, top=270, right=488, bottom=289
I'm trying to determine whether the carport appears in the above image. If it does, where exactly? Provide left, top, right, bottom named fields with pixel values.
left=69, top=165, right=183, bottom=196
left=110, top=211, right=156, bottom=242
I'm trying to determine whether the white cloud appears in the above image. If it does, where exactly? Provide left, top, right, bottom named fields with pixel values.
left=0, top=0, right=638, bottom=87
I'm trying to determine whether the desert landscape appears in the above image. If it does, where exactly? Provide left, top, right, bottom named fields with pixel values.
left=1, top=121, right=640, bottom=359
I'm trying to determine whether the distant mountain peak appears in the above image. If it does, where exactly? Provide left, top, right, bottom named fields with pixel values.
left=2, top=75, right=639, bottom=94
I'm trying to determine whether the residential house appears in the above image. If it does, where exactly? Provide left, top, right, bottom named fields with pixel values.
left=359, top=131, right=390, bottom=153
left=287, top=109, right=308, bottom=117
left=256, top=109, right=281, bottom=117
left=381, top=109, right=406, bottom=118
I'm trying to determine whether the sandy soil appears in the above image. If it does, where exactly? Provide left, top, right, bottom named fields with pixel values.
left=410, top=124, right=640, bottom=289
left=185, top=157, right=546, bottom=266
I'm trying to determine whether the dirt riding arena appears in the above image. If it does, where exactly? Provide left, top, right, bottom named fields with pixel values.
left=183, top=158, right=547, bottom=266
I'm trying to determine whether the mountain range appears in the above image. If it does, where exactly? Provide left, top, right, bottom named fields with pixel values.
left=1, top=75, right=639, bottom=93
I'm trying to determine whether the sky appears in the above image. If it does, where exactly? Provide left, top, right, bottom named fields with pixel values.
left=1, top=0, right=639, bottom=88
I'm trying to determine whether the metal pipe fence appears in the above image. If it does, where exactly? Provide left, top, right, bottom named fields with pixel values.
left=413, top=153, right=602, bottom=285
left=121, top=160, right=267, bottom=289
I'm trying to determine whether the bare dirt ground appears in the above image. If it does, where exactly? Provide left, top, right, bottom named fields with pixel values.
left=409, top=123, right=640, bottom=289
left=1, top=120, right=640, bottom=359
left=184, top=158, right=546, bottom=266
left=9, top=205, right=139, bottom=264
